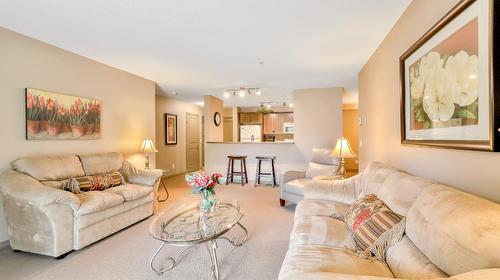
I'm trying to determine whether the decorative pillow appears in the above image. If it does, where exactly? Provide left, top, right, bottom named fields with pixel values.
left=63, top=171, right=124, bottom=194
left=344, top=194, right=406, bottom=261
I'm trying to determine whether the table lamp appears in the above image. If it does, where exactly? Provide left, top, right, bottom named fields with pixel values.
left=332, top=137, right=356, bottom=179
left=141, top=139, right=158, bottom=169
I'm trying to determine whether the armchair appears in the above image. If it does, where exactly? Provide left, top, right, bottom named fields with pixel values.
left=279, top=148, right=340, bottom=206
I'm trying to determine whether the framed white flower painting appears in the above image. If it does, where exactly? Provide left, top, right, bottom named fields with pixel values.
left=400, top=0, right=498, bottom=151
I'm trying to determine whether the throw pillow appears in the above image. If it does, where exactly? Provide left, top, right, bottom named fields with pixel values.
left=63, top=171, right=124, bottom=194
left=344, top=194, right=406, bottom=261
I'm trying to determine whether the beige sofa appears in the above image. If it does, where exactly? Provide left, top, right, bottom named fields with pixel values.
left=279, top=162, right=500, bottom=280
left=0, top=152, right=162, bottom=258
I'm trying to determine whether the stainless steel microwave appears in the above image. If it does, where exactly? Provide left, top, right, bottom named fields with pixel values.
left=283, top=122, right=294, bottom=134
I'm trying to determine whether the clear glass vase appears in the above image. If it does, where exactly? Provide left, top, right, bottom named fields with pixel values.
left=199, top=189, right=217, bottom=215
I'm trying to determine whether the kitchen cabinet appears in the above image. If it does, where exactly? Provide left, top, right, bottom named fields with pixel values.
left=239, top=112, right=262, bottom=124
left=263, top=113, right=293, bottom=134
left=283, top=113, right=294, bottom=123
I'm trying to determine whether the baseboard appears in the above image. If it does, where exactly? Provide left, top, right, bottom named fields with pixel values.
left=0, top=240, right=10, bottom=249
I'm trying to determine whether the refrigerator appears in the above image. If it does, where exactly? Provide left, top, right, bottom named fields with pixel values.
left=240, top=125, right=262, bottom=142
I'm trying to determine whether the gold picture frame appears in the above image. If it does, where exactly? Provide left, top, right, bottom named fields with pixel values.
left=400, top=0, right=498, bottom=151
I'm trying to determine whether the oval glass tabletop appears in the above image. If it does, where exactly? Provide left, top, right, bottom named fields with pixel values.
left=149, top=199, right=242, bottom=245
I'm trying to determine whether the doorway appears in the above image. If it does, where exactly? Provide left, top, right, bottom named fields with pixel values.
left=186, top=113, right=201, bottom=172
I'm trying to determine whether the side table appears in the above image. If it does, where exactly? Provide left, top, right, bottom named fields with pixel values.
left=152, top=169, right=169, bottom=202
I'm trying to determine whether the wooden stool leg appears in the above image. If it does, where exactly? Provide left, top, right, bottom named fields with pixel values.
left=271, top=159, right=277, bottom=187
left=243, top=158, right=248, bottom=183
left=254, top=159, right=260, bottom=187
left=257, top=160, right=262, bottom=184
left=232, top=159, right=235, bottom=183
left=226, top=158, right=231, bottom=185
left=239, top=159, right=244, bottom=186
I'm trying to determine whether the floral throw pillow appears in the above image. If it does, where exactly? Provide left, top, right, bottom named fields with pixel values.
left=344, top=194, right=406, bottom=261
left=63, top=171, right=124, bottom=194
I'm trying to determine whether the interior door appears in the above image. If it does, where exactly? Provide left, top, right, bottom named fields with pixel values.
left=186, top=113, right=200, bottom=172
left=223, top=117, right=233, bottom=141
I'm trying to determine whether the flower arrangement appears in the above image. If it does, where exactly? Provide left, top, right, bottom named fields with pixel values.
left=185, top=172, right=225, bottom=212
left=410, top=50, right=478, bottom=129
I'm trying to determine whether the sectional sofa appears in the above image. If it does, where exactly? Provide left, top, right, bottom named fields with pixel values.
left=279, top=162, right=500, bottom=279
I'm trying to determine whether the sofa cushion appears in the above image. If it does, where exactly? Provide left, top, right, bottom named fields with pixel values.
left=386, top=236, right=447, bottom=279
left=278, top=244, right=394, bottom=280
left=75, top=191, right=124, bottom=215
left=104, top=184, right=153, bottom=201
left=78, top=152, right=123, bottom=176
left=360, top=162, right=400, bottom=199
left=294, top=199, right=349, bottom=221
left=76, top=193, right=153, bottom=229
left=406, top=184, right=500, bottom=276
left=11, top=155, right=85, bottom=181
left=305, top=162, right=339, bottom=179
left=41, top=179, right=68, bottom=189
left=290, top=216, right=356, bottom=250
left=283, top=178, right=312, bottom=196
left=376, top=171, right=434, bottom=217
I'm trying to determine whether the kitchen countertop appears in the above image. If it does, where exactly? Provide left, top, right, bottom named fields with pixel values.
left=206, top=141, right=295, bottom=144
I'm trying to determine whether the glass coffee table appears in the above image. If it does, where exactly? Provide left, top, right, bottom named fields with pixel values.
left=149, top=199, right=248, bottom=280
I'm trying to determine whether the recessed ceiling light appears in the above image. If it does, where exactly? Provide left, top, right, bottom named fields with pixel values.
left=288, top=103, right=294, bottom=108
left=171, top=91, right=178, bottom=95
left=223, top=91, right=230, bottom=98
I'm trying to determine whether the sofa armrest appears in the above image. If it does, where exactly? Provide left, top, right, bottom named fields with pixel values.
left=304, top=173, right=362, bottom=205
left=280, top=170, right=306, bottom=185
left=120, top=160, right=162, bottom=187
left=0, top=170, right=80, bottom=211
left=129, top=169, right=163, bottom=187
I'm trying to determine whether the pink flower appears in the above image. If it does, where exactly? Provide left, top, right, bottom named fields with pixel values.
left=40, top=96, right=45, bottom=108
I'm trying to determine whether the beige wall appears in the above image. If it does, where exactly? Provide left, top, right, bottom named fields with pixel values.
left=0, top=27, right=156, bottom=242
left=204, top=95, right=224, bottom=142
left=343, top=109, right=359, bottom=170
left=155, top=94, right=203, bottom=175
left=359, top=0, right=500, bottom=203
left=294, top=87, right=343, bottom=161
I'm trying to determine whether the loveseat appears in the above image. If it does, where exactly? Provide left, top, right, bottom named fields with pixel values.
left=279, top=162, right=500, bottom=279
left=0, top=152, right=162, bottom=258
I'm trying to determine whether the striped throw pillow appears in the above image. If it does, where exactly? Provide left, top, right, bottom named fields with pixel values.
left=64, top=171, right=124, bottom=193
left=344, top=194, right=405, bottom=261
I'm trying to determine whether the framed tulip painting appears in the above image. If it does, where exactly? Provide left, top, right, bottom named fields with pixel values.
left=400, top=0, right=499, bottom=151
left=25, top=88, right=101, bottom=140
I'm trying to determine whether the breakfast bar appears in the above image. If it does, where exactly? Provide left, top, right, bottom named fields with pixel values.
left=204, top=142, right=306, bottom=182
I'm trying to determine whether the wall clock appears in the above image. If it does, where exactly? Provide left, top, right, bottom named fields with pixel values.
left=214, top=112, right=221, bottom=126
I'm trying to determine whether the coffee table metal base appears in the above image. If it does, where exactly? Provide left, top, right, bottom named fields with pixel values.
left=150, top=222, right=248, bottom=279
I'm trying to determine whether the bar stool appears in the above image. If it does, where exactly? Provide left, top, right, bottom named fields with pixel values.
left=254, top=155, right=277, bottom=187
left=226, top=155, right=248, bottom=186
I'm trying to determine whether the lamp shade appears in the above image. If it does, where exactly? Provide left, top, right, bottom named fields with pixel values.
left=332, top=137, right=356, bottom=158
left=141, top=139, right=158, bottom=153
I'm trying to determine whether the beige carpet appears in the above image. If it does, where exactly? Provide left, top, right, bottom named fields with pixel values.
left=0, top=174, right=296, bottom=280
